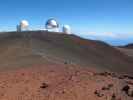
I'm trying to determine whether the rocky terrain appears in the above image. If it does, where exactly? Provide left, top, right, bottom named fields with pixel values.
left=0, top=62, right=133, bottom=100
left=0, top=31, right=133, bottom=100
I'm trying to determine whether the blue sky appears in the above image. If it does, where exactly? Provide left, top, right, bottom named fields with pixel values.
left=0, top=0, right=133, bottom=45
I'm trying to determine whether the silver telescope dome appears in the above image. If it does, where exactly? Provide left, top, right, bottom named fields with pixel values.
left=45, top=18, right=59, bottom=29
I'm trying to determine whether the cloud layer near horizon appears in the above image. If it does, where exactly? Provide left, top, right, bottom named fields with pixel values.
left=76, top=32, right=133, bottom=45
left=85, top=32, right=133, bottom=39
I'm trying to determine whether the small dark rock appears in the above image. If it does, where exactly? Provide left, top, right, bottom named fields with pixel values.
left=128, top=76, right=133, bottom=80
left=102, top=84, right=113, bottom=91
left=131, top=91, right=133, bottom=97
left=101, top=86, right=110, bottom=90
left=40, top=82, right=48, bottom=89
left=94, top=90, right=104, bottom=97
left=118, top=76, right=125, bottom=79
left=122, top=74, right=133, bottom=79
left=128, top=89, right=133, bottom=97
left=126, top=81, right=133, bottom=85
left=21, top=73, right=25, bottom=76
left=122, top=85, right=130, bottom=94
left=64, top=61, right=68, bottom=65
left=100, top=71, right=109, bottom=76
left=108, top=83, right=114, bottom=88
left=111, top=93, right=116, bottom=100
left=62, top=90, right=65, bottom=94
left=111, top=72, right=117, bottom=78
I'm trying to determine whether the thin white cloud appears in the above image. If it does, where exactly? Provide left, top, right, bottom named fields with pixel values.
left=87, top=32, right=117, bottom=38
left=86, top=32, right=133, bottom=39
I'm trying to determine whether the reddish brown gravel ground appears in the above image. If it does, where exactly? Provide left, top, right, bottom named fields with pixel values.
left=0, top=62, right=133, bottom=100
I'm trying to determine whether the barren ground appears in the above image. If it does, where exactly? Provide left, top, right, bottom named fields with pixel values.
left=0, top=31, right=133, bottom=100
left=0, top=62, right=133, bottom=100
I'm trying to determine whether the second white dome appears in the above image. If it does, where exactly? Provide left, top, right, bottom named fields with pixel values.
left=62, top=25, right=71, bottom=34
left=20, top=20, right=29, bottom=29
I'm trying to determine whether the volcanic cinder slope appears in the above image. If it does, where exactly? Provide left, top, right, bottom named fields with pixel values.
left=116, top=43, right=133, bottom=59
left=116, top=48, right=133, bottom=58
left=123, top=44, right=133, bottom=49
left=0, top=31, right=133, bottom=74
left=0, top=31, right=133, bottom=100
left=32, top=32, right=133, bottom=74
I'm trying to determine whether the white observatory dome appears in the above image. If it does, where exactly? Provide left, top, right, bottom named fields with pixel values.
left=63, top=25, right=71, bottom=34
left=20, top=20, right=29, bottom=29
left=45, top=18, right=59, bottom=29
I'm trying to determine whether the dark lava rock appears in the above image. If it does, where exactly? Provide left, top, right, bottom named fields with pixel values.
left=122, top=85, right=133, bottom=97
left=101, top=86, right=110, bottom=90
left=120, top=74, right=133, bottom=80
left=99, top=71, right=110, bottom=76
left=94, top=90, right=104, bottom=97
left=126, top=81, right=133, bottom=85
left=40, top=82, right=49, bottom=89
left=128, top=89, right=133, bottom=97
left=122, top=85, right=130, bottom=94
left=108, top=84, right=114, bottom=88
left=64, top=61, right=68, bottom=65
left=101, top=84, right=113, bottom=91
left=111, top=93, right=116, bottom=100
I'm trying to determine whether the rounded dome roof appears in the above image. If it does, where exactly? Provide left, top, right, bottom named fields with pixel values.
left=45, top=18, right=59, bottom=29
left=63, top=25, right=70, bottom=29
left=20, top=20, right=29, bottom=28
left=63, top=25, right=71, bottom=34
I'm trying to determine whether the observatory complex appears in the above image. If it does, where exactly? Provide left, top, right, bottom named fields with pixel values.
left=16, top=18, right=72, bottom=34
